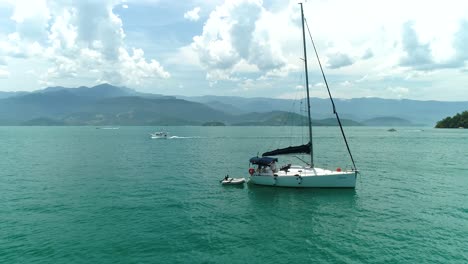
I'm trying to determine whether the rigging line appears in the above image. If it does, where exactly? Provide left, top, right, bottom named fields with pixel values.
left=304, top=18, right=358, bottom=171
left=295, top=71, right=306, bottom=144
left=293, top=155, right=310, bottom=166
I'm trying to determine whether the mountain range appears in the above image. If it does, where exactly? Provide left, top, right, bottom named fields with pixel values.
left=179, top=95, right=468, bottom=125
left=0, top=84, right=466, bottom=126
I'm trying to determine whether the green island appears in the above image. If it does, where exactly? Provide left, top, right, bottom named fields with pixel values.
left=435, top=111, right=468, bottom=128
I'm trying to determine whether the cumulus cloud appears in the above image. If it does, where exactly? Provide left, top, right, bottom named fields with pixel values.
left=1, top=0, right=169, bottom=86
left=399, top=20, right=468, bottom=71
left=184, top=7, right=201, bottom=21
left=118, top=48, right=170, bottom=83
left=386, top=86, right=409, bottom=98
left=0, top=32, right=44, bottom=59
left=399, top=21, right=433, bottom=69
left=189, top=0, right=290, bottom=82
left=10, top=0, right=50, bottom=42
left=453, top=21, right=468, bottom=57
left=327, top=52, right=354, bottom=69
left=447, top=20, right=468, bottom=68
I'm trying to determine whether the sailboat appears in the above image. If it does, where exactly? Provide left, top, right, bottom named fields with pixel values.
left=247, top=3, right=358, bottom=188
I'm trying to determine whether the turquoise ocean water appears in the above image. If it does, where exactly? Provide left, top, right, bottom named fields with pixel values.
left=1, top=126, right=467, bottom=263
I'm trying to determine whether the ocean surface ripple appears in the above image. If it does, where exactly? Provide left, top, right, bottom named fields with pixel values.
left=0, top=126, right=467, bottom=263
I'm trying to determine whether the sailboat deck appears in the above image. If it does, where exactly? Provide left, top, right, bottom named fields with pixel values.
left=256, top=167, right=354, bottom=177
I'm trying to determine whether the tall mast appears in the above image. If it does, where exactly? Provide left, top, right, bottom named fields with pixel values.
left=300, top=3, right=314, bottom=167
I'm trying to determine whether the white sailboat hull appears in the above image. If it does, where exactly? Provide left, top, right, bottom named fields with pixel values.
left=249, top=167, right=357, bottom=188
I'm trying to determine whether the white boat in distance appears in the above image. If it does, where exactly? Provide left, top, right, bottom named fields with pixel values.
left=150, top=131, right=168, bottom=139
left=248, top=4, right=358, bottom=188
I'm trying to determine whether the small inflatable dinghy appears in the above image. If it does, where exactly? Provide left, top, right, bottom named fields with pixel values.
left=220, top=177, right=246, bottom=185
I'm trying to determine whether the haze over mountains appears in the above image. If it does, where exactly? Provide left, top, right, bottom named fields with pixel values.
left=0, top=84, right=466, bottom=126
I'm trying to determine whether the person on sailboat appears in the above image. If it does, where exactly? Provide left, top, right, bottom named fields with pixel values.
left=270, top=162, right=277, bottom=173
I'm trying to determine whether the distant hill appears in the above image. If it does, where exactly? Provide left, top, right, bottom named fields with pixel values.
left=1, top=83, right=467, bottom=126
left=231, top=111, right=362, bottom=126
left=202, top=100, right=244, bottom=115
left=232, top=111, right=308, bottom=126
left=362, top=117, right=415, bottom=126
left=62, top=96, right=232, bottom=125
left=0, top=85, right=227, bottom=125
left=21, top=117, right=65, bottom=126
left=34, top=83, right=174, bottom=99
left=315, top=118, right=363, bottom=126
left=181, top=95, right=468, bottom=125
left=180, top=95, right=296, bottom=115
left=0, top=91, right=29, bottom=99
left=435, top=111, right=468, bottom=128
left=0, top=89, right=92, bottom=122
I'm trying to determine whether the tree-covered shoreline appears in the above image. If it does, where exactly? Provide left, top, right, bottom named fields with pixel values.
left=435, top=111, right=468, bottom=128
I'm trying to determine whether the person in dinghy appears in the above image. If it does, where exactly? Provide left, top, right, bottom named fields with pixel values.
left=220, top=175, right=245, bottom=185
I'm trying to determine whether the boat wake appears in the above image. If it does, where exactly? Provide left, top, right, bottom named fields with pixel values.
left=168, top=136, right=202, bottom=139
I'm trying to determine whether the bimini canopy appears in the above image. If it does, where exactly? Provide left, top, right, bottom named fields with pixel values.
left=262, top=142, right=311, bottom=157
left=249, top=157, right=278, bottom=166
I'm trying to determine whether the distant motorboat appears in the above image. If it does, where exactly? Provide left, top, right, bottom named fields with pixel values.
left=388, top=128, right=397, bottom=132
left=150, top=131, right=168, bottom=139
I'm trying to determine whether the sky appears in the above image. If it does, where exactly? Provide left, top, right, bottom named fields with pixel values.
left=1, top=0, right=468, bottom=101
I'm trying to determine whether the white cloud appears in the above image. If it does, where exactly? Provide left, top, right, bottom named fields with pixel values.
left=1, top=0, right=170, bottom=87
left=386, top=86, right=409, bottom=98
left=398, top=19, right=468, bottom=71
left=446, top=20, right=468, bottom=68
left=400, top=21, right=433, bottom=69
left=0, top=68, right=10, bottom=78
left=2, top=0, right=468, bottom=100
left=189, top=0, right=294, bottom=83
left=166, top=45, right=200, bottom=66
left=327, top=52, right=354, bottom=69
left=184, top=7, right=201, bottom=21
left=118, top=48, right=170, bottom=84
left=187, top=0, right=468, bottom=91
left=0, top=32, right=45, bottom=59
left=10, top=0, right=50, bottom=42
left=340, top=80, right=352, bottom=87
left=232, top=60, right=259, bottom=73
